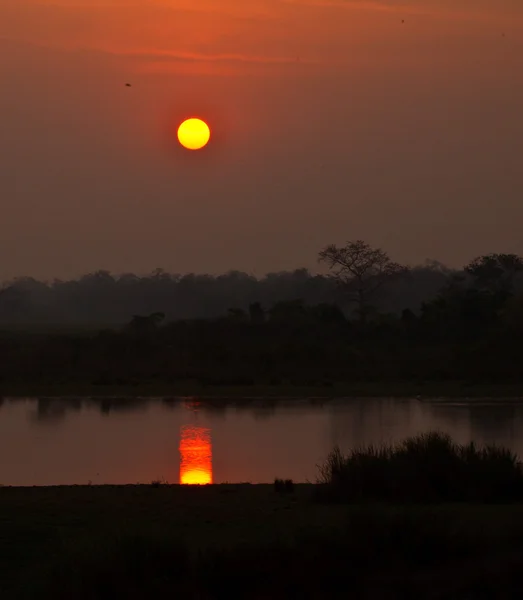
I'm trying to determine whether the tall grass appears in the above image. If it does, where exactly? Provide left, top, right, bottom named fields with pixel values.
left=316, top=432, right=523, bottom=503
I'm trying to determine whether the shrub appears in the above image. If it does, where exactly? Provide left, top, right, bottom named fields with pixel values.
left=316, top=432, right=523, bottom=503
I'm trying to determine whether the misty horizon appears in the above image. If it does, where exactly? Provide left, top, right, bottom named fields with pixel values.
left=0, top=256, right=456, bottom=284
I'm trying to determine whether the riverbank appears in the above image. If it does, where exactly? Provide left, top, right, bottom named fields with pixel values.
left=2, top=380, right=523, bottom=399
left=2, top=484, right=523, bottom=599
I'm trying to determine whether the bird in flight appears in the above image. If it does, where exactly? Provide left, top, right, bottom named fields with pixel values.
left=125, top=83, right=132, bottom=87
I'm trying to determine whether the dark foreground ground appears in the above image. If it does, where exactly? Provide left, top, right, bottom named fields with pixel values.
left=2, top=484, right=523, bottom=599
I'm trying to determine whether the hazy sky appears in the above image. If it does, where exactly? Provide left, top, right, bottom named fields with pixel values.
left=1, top=0, right=522, bottom=280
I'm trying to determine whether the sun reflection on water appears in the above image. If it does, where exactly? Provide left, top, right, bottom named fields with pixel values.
left=179, top=425, right=213, bottom=484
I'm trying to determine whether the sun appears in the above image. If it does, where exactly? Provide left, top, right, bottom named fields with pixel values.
left=177, top=118, right=211, bottom=150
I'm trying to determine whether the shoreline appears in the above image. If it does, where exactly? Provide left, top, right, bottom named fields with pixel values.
left=2, top=381, right=523, bottom=399
left=0, top=482, right=285, bottom=490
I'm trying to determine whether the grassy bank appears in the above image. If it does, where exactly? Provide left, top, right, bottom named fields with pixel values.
left=2, top=484, right=523, bottom=599
left=3, top=380, right=523, bottom=398
left=316, top=432, right=523, bottom=503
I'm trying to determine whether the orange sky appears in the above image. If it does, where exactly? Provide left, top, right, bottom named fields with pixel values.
left=1, top=0, right=522, bottom=279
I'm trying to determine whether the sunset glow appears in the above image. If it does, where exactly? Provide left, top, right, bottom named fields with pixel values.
left=1, top=1, right=523, bottom=279
left=177, top=118, right=211, bottom=150
left=179, top=425, right=213, bottom=484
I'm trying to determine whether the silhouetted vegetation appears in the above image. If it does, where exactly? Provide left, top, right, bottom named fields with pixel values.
left=3, top=484, right=523, bottom=599
left=0, top=257, right=452, bottom=326
left=150, top=478, right=168, bottom=488
left=318, top=239, right=407, bottom=321
left=29, top=519, right=523, bottom=599
left=316, top=432, right=523, bottom=504
left=274, top=478, right=295, bottom=493
left=1, top=244, right=523, bottom=391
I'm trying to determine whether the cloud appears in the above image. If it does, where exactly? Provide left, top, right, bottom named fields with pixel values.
left=281, top=0, right=523, bottom=21
left=0, top=1, right=285, bottom=60
left=3, top=0, right=520, bottom=80
left=0, top=35, right=315, bottom=80
left=106, top=47, right=317, bottom=65
left=105, top=46, right=319, bottom=76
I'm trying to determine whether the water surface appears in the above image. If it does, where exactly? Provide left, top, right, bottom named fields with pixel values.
left=1, top=396, right=523, bottom=486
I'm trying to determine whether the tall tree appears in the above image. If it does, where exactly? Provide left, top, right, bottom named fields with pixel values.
left=249, top=302, right=265, bottom=324
left=127, top=312, right=165, bottom=335
left=318, top=240, right=406, bottom=321
left=465, top=253, right=523, bottom=294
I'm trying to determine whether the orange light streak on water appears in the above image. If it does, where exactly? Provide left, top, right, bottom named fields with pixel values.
left=179, top=425, right=213, bottom=484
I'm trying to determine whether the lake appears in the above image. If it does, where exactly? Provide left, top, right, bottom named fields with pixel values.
left=1, top=396, right=523, bottom=486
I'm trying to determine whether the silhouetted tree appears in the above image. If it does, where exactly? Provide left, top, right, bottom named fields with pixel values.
left=269, top=299, right=308, bottom=323
left=319, top=240, right=407, bottom=321
left=0, top=284, right=31, bottom=321
left=227, top=308, right=247, bottom=321
left=0, top=261, right=469, bottom=326
left=309, top=303, right=346, bottom=325
left=401, top=308, right=417, bottom=333
left=501, top=293, right=523, bottom=332
left=127, top=312, right=165, bottom=335
left=465, top=253, right=523, bottom=294
left=249, top=302, right=265, bottom=324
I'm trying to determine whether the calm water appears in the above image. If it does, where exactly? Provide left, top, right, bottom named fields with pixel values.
left=1, top=396, right=523, bottom=486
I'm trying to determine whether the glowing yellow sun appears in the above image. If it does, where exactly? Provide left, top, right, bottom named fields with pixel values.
left=177, top=118, right=211, bottom=150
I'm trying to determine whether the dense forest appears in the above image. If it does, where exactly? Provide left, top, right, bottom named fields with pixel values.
left=1, top=242, right=523, bottom=388
left=0, top=257, right=454, bottom=327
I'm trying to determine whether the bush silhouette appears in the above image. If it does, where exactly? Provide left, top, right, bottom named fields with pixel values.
left=316, top=432, right=523, bottom=503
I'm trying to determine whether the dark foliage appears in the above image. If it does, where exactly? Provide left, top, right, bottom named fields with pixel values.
left=274, top=478, right=295, bottom=493
left=0, top=262, right=453, bottom=326
left=316, top=432, right=523, bottom=504
left=0, top=248, right=522, bottom=387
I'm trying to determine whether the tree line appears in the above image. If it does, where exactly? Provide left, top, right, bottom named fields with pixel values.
left=3, top=241, right=521, bottom=327
left=0, top=241, right=523, bottom=387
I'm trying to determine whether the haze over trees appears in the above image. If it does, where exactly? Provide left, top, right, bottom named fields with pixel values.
left=0, top=246, right=463, bottom=327
left=0, top=243, right=521, bottom=331
left=0, top=243, right=523, bottom=388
